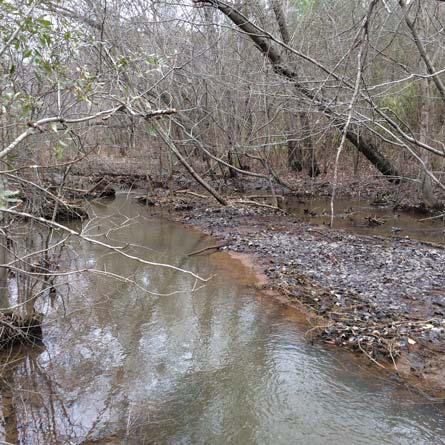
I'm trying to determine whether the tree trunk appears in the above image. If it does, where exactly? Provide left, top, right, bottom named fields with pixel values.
left=273, top=0, right=319, bottom=177
left=157, top=127, right=228, bottom=205
left=197, top=0, right=400, bottom=182
left=299, top=112, right=320, bottom=177
left=0, top=241, right=8, bottom=312
left=285, top=113, right=303, bottom=172
left=419, top=75, right=438, bottom=207
left=345, top=130, right=399, bottom=180
left=0, top=172, right=10, bottom=312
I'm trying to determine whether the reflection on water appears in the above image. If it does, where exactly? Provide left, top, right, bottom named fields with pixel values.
left=284, top=197, right=445, bottom=245
left=1, top=194, right=445, bottom=444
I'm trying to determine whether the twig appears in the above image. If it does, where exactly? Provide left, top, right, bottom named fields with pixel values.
left=176, top=190, right=210, bottom=199
left=246, top=194, right=284, bottom=200
left=418, top=213, right=445, bottom=222
left=418, top=240, right=445, bottom=250
left=85, top=177, right=106, bottom=195
left=187, top=243, right=227, bottom=256
left=233, top=199, right=285, bottom=213
left=358, top=340, right=386, bottom=369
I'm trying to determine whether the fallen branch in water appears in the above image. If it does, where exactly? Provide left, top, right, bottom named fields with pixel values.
left=246, top=194, right=284, bottom=201
left=187, top=243, right=228, bottom=256
left=418, top=213, right=445, bottom=222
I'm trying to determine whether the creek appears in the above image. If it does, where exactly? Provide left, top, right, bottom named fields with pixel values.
left=284, top=196, right=445, bottom=245
left=1, top=194, right=445, bottom=444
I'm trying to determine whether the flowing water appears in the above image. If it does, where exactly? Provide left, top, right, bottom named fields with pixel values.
left=1, top=194, right=445, bottom=444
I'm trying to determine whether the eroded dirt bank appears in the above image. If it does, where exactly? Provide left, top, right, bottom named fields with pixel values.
left=140, top=189, right=445, bottom=399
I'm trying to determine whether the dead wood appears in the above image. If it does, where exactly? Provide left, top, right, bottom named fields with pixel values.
left=233, top=199, right=285, bottom=213
left=187, top=243, right=228, bottom=256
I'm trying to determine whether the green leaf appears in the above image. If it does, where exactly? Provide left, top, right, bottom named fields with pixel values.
left=37, top=18, right=52, bottom=29
left=0, top=189, right=22, bottom=209
left=146, top=55, right=159, bottom=66
left=2, top=190, right=20, bottom=197
left=54, top=142, right=63, bottom=160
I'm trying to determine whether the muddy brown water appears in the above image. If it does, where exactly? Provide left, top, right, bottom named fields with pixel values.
left=284, top=196, right=445, bottom=245
left=1, top=194, right=445, bottom=444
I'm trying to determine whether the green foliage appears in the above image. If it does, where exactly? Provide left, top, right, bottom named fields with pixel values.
left=289, top=0, right=319, bottom=18
left=1, top=1, right=83, bottom=90
left=146, top=54, right=160, bottom=66
left=380, top=83, right=419, bottom=125
left=0, top=189, right=21, bottom=209
left=147, top=125, right=157, bottom=136
left=53, top=142, right=63, bottom=160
